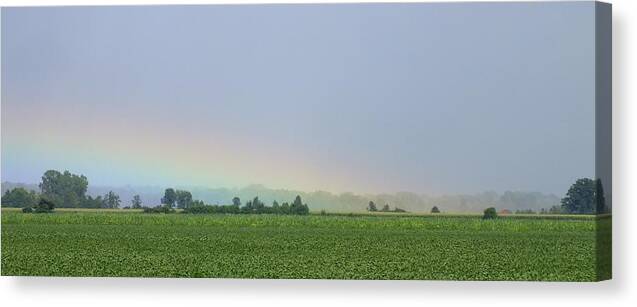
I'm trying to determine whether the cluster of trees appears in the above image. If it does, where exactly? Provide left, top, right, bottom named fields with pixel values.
left=483, top=207, right=497, bottom=219
left=182, top=195, right=310, bottom=215
left=366, top=201, right=406, bottom=213
left=561, top=178, right=607, bottom=214
left=482, top=178, right=607, bottom=217
left=1, top=170, right=146, bottom=210
left=158, top=188, right=193, bottom=209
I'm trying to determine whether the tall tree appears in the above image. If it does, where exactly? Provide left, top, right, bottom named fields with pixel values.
left=381, top=204, right=390, bottom=212
left=1, top=188, right=39, bottom=208
left=175, top=190, right=193, bottom=209
left=39, top=170, right=88, bottom=207
left=103, top=191, right=121, bottom=209
left=290, top=195, right=309, bottom=215
left=367, top=201, right=377, bottom=212
left=561, top=178, right=596, bottom=214
left=161, top=188, right=177, bottom=208
left=232, top=197, right=241, bottom=207
left=131, top=195, right=143, bottom=209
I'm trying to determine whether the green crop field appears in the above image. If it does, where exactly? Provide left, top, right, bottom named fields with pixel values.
left=0, top=209, right=611, bottom=281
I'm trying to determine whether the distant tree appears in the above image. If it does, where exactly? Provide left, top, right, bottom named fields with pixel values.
left=515, top=209, right=536, bottom=214
left=175, top=190, right=193, bottom=209
left=272, top=200, right=280, bottom=213
left=232, top=197, right=242, bottom=207
left=281, top=202, right=290, bottom=214
left=22, top=207, right=33, bottom=213
left=561, top=178, right=596, bottom=214
left=1, top=187, right=39, bottom=208
left=161, top=188, right=177, bottom=208
left=367, top=201, right=377, bottom=212
left=34, top=197, right=56, bottom=213
left=252, top=196, right=265, bottom=213
left=393, top=207, right=406, bottom=213
left=82, top=195, right=106, bottom=208
left=191, top=200, right=205, bottom=207
left=82, top=195, right=104, bottom=208
left=242, top=200, right=254, bottom=213
left=381, top=204, right=390, bottom=212
left=39, top=170, right=88, bottom=207
left=291, top=195, right=309, bottom=215
left=131, top=195, right=143, bottom=209
left=596, top=179, right=607, bottom=214
left=103, top=191, right=121, bottom=209
left=431, top=206, right=440, bottom=213
left=483, top=207, right=497, bottom=219
left=548, top=205, right=562, bottom=214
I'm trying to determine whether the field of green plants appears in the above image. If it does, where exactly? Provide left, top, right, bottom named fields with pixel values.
left=0, top=209, right=611, bottom=281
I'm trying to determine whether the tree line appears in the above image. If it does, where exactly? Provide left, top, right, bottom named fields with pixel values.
left=366, top=201, right=406, bottom=213
left=1, top=170, right=126, bottom=211
left=0, top=169, right=311, bottom=215
left=1, top=171, right=607, bottom=215
left=142, top=188, right=310, bottom=215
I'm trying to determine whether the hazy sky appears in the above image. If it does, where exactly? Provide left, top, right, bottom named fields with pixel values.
left=1, top=3, right=596, bottom=195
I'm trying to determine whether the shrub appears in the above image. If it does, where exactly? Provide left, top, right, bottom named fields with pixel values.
left=142, top=205, right=176, bottom=214
left=483, top=207, right=497, bottom=219
left=431, top=206, right=440, bottom=213
left=33, top=198, right=55, bottom=213
left=22, top=207, right=33, bottom=213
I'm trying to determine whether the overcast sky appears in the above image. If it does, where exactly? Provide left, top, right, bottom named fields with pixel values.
left=1, top=2, right=596, bottom=195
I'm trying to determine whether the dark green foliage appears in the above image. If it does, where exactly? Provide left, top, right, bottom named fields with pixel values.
left=131, top=195, right=143, bottom=209
left=561, top=178, right=597, bottom=214
left=515, top=209, right=536, bottom=214
left=175, top=190, right=193, bottom=209
left=161, top=188, right=177, bottom=207
left=367, top=201, right=377, bottom=212
left=103, top=191, right=121, bottom=209
left=393, top=207, right=406, bottom=213
left=142, top=204, right=176, bottom=214
left=38, top=170, right=88, bottom=208
left=82, top=195, right=104, bottom=209
left=483, top=207, right=497, bottom=219
left=21, top=207, right=33, bottom=213
left=290, top=195, right=309, bottom=215
left=183, top=195, right=309, bottom=215
left=1, top=188, right=39, bottom=208
left=595, top=179, right=607, bottom=214
left=33, top=198, right=55, bottom=213
left=1, top=211, right=606, bottom=281
left=232, top=197, right=241, bottom=207
left=380, top=204, right=390, bottom=212
left=431, top=206, right=440, bottom=213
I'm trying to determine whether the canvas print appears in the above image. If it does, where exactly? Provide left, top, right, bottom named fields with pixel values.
left=0, top=1, right=612, bottom=281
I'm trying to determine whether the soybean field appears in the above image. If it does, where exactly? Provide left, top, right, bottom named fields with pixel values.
left=0, top=209, right=611, bottom=281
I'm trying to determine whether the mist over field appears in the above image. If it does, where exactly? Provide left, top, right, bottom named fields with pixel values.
left=1, top=181, right=559, bottom=213
left=2, top=3, right=596, bottom=200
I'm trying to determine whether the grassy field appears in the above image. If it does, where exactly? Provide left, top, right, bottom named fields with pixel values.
left=0, top=209, right=611, bottom=281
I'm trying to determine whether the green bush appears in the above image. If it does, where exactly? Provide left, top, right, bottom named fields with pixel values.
left=483, top=207, right=498, bottom=219
left=142, top=205, right=176, bottom=214
left=33, top=198, right=55, bottom=213
left=21, top=207, right=33, bottom=213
